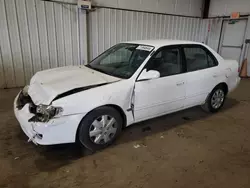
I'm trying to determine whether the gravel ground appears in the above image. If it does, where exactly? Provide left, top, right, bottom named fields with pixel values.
left=0, top=80, right=250, bottom=188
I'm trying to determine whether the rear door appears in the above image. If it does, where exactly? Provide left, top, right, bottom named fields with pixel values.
left=182, top=45, right=221, bottom=108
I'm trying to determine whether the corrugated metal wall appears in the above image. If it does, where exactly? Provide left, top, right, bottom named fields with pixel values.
left=201, top=18, right=223, bottom=52
left=93, top=0, right=203, bottom=17
left=0, top=2, right=224, bottom=89
left=88, top=8, right=204, bottom=60
left=209, top=0, right=250, bottom=17
left=0, top=0, right=80, bottom=88
left=53, top=0, right=203, bottom=17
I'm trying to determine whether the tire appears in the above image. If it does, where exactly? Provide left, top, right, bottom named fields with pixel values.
left=201, top=85, right=226, bottom=113
left=77, top=106, right=123, bottom=151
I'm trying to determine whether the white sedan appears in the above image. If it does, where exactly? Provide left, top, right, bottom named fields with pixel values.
left=14, top=40, right=240, bottom=151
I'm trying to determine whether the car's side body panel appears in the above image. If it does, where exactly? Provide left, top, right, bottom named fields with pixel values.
left=184, top=67, right=221, bottom=108
left=52, top=79, right=135, bottom=126
left=223, top=59, right=241, bottom=92
left=134, top=72, right=186, bottom=122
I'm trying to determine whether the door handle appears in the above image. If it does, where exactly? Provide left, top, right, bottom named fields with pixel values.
left=213, top=74, right=218, bottom=78
left=176, top=82, right=184, bottom=86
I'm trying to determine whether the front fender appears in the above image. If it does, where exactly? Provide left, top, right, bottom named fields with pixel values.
left=51, top=80, right=135, bottom=126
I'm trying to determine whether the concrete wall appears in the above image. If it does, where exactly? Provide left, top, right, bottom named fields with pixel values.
left=57, top=0, right=203, bottom=17
left=209, top=0, right=250, bottom=17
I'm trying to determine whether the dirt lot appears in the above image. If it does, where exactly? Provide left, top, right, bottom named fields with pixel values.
left=0, top=80, right=250, bottom=188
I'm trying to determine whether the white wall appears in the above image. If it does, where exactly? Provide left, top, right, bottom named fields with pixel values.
left=53, top=0, right=77, bottom=4
left=60, top=0, right=203, bottom=17
left=209, top=0, right=250, bottom=17
left=246, top=16, right=250, bottom=39
left=0, top=0, right=210, bottom=88
left=0, top=0, right=84, bottom=88
left=205, top=18, right=223, bottom=52
left=88, top=8, right=208, bottom=60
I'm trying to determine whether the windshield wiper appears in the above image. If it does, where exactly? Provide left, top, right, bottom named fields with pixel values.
left=86, top=65, right=113, bottom=76
left=85, top=64, right=127, bottom=79
left=85, top=64, right=92, bottom=68
left=86, top=64, right=103, bottom=73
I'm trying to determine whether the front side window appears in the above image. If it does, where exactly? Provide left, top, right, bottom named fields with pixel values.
left=184, top=46, right=218, bottom=72
left=87, top=43, right=154, bottom=79
left=145, top=47, right=182, bottom=77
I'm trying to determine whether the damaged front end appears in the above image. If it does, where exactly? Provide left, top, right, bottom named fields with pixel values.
left=17, top=86, right=63, bottom=123
left=28, top=104, right=63, bottom=123
left=14, top=85, right=88, bottom=145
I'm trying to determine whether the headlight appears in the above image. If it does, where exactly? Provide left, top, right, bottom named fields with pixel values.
left=36, top=105, right=63, bottom=122
left=22, top=85, right=29, bottom=96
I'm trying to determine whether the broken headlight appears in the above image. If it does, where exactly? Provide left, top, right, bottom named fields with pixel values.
left=35, top=105, right=63, bottom=122
left=22, top=85, right=29, bottom=96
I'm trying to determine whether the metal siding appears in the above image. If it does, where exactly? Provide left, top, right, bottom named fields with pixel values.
left=45, top=2, right=58, bottom=68
left=247, top=46, right=250, bottom=76
left=16, top=0, right=34, bottom=84
left=246, top=16, right=250, bottom=40
left=94, top=0, right=202, bottom=17
left=0, top=0, right=80, bottom=88
left=199, top=19, right=209, bottom=43
left=0, top=2, right=223, bottom=89
left=194, top=18, right=200, bottom=41
left=0, top=44, right=5, bottom=88
left=63, top=4, right=73, bottom=66
left=26, top=0, right=42, bottom=74
left=220, top=20, right=247, bottom=62
left=203, top=19, right=223, bottom=52
left=36, top=0, right=50, bottom=70
left=5, top=0, right=25, bottom=87
left=190, top=18, right=223, bottom=53
left=78, top=9, right=88, bottom=64
left=54, top=1, right=66, bottom=67
left=54, top=0, right=77, bottom=3
left=209, top=0, right=250, bottom=17
left=88, top=8, right=203, bottom=60
left=71, top=5, right=80, bottom=66
left=0, top=0, right=16, bottom=87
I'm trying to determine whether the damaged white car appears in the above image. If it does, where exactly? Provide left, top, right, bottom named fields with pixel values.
left=14, top=40, right=240, bottom=151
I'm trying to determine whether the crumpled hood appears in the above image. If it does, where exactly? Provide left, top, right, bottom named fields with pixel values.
left=28, top=66, right=121, bottom=105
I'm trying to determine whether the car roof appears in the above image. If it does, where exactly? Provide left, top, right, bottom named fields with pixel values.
left=124, top=39, right=203, bottom=48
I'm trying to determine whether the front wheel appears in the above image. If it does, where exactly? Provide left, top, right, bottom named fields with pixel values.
left=77, top=106, right=123, bottom=151
left=202, top=86, right=226, bottom=113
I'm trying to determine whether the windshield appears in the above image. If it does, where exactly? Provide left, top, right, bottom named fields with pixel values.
left=87, top=43, right=154, bottom=79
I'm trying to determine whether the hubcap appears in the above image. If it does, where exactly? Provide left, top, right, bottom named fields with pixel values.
left=89, top=115, right=117, bottom=144
left=211, top=89, right=224, bottom=109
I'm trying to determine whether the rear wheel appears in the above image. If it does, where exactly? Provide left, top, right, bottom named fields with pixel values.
left=202, top=86, right=226, bottom=113
left=77, top=106, right=123, bottom=151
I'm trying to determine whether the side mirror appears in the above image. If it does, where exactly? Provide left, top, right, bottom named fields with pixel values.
left=137, top=69, right=160, bottom=81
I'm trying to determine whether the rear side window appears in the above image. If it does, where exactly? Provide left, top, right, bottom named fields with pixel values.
left=208, top=54, right=217, bottom=67
left=183, top=46, right=218, bottom=72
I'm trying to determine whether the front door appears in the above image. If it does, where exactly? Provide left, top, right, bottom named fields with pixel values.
left=134, top=46, right=186, bottom=122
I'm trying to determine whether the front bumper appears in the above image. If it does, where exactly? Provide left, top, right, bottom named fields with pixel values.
left=14, top=93, right=84, bottom=145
